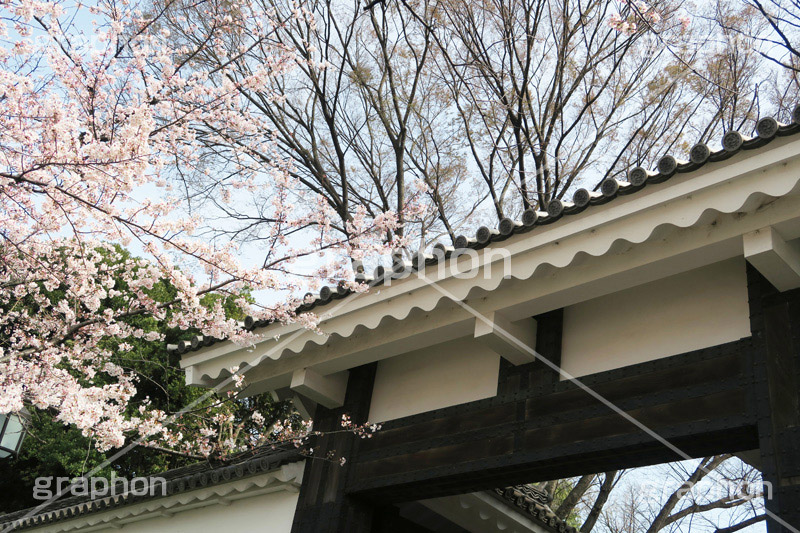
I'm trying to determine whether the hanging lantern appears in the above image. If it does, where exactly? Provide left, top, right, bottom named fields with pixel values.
left=0, top=409, right=30, bottom=458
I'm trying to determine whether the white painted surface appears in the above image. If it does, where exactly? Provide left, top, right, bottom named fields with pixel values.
left=560, top=258, right=750, bottom=379
left=290, top=367, right=348, bottom=408
left=421, top=492, right=552, bottom=533
left=28, top=490, right=299, bottom=533
left=474, top=313, right=538, bottom=365
left=99, top=490, right=298, bottom=533
left=368, top=337, right=500, bottom=422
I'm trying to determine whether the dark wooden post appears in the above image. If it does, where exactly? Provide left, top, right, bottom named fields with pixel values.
left=747, top=264, right=800, bottom=532
left=531, top=308, right=564, bottom=388
left=291, top=363, right=378, bottom=533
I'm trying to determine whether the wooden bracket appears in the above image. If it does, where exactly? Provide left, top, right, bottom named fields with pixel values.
left=474, top=311, right=537, bottom=366
left=744, top=226, right=800, bottom=292
left=290, top=368, right=348, bottom=409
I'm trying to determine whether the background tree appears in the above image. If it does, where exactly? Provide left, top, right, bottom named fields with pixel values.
left=545, top=455, right=765, bottom=532
left=159, top=0, right=470, bottom=249
left=717, top=0, right=800, bottom=115
left=160, top=0, right=799, bottom=264
left=740, top=0, right=800, bottom=73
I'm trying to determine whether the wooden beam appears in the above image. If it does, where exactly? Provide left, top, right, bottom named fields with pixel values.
left=474, top=312, right=537, bottom=366
left=744, top=226, right=800, bottom=292
left=290, top=368, right=348, bottom=409
left=347, top=339, right=756, bottom=502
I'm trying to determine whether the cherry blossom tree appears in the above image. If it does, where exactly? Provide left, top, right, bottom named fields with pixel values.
left=0, top=0, right=397, bottom=457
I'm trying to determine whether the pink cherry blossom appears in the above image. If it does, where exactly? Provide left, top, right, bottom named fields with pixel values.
left=0, top=0, right=397, bottom=456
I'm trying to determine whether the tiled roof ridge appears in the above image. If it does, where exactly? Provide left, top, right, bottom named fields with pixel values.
left=492, top=484, right=577, bottom=533
left=0, top=446, right=302, bottom=531
left=168, top=110, right=800, bottom=356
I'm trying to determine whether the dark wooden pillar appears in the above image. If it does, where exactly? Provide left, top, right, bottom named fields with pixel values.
left=291, top=363, right=378, bottom=533
left=747, top=264, right=800, bottom=532
left=531, top=308, right=564, bottom=388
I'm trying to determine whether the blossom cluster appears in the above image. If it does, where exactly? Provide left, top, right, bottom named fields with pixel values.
left=341, top=413, right=382, bottom=439
left=0, top=0, right=403, bottom=455
left=607, top=1, right=683, bottom=35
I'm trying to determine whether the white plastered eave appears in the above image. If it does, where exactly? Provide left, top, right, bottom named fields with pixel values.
left=420, top=491, right=555, bottom=533
left=181, top=135, right=800, bottom=388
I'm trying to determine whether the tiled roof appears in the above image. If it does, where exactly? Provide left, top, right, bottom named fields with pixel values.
left=169, top=110, right=800, bottom=357
left=493, top=484, right=576, bottom=533
left=0, top=446, right=302, bottom=531
left=1, top=460, right=575, bottom=533
left=1, top=443, right=575, bottom=533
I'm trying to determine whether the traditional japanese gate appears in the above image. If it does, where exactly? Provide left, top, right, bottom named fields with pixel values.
left=290, top=269, right=799, bottom=532
left=178, top=116, right=800, bottom=532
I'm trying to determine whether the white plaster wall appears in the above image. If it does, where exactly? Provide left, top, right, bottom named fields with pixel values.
left=368, top=337, right=500, bottom=422
left=112, top=491, right=297, bottom=533
left=560, top=257, right=750, bottom=379
left=29, top=488, right=299, bottom=533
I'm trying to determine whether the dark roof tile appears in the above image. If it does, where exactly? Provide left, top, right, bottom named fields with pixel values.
left=492, top=484, right=577, bottom=533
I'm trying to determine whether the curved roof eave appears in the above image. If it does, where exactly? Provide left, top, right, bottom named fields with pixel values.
left=181, top=122, right=800, bottom=389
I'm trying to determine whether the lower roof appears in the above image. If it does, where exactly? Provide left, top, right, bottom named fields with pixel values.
left=0, top=446, right=303, bottom=531
left=1, top=444, right=573, bottom=533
